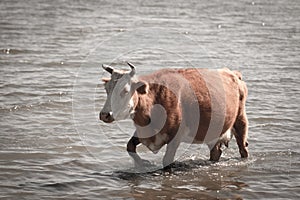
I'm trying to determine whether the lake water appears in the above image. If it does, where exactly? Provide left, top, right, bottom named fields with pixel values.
left=0, top=0, right=299, bottom=199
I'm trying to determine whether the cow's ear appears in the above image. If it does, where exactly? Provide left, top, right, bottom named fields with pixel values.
left=133, top=81, right=148, bottom=94
left=102, top=77, right=111, bottom=83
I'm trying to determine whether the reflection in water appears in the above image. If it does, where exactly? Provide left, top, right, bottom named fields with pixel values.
left=113, top=159, right=249, bottom=199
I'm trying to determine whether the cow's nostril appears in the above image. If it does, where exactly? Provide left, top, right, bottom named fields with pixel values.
left=100, top=112, right=106, bottom=120
left=100, top=111, right=114, bottom=122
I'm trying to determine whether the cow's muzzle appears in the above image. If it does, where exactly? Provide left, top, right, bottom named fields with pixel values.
left=99, top=111, right=114, bottom=123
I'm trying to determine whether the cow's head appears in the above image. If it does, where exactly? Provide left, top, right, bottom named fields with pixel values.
left=99, top=62, right=148, bottom=123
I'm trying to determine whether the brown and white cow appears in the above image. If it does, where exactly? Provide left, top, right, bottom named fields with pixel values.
left=100, top=62, right=249, bottom=168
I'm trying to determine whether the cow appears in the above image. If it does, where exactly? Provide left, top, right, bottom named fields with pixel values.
left=99, top=62, right=249, bottom=168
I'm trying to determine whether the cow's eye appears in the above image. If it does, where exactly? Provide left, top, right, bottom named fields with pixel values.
left=120, top=89, right=129, bottom=97
left=120, top=84, right=130, bottom=97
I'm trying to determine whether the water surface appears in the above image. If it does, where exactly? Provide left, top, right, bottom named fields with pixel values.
left=0, top=0, right=299, bottom=199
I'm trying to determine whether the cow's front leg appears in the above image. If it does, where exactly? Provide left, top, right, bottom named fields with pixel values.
left=127, top=136, right=151, bottom=167
left=163, top=137, right=180, bottom=169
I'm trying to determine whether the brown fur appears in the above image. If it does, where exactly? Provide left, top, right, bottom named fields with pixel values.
left=127, top=68, right=248, bottom=166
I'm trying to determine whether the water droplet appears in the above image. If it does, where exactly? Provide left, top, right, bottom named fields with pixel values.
left=262, top=22, right=265, bottom=26
left=184, top=31, right=189, bottom=34
left=218, top=24, right=222, bottom=29
left=60, top=61, right=64, bottom=65
left=251, top=1, right=255, bottom=5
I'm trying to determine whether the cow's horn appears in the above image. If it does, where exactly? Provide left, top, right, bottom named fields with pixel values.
left=102, top=64, right=114, bottom=74
left=127, top=62, right=136, bottom=76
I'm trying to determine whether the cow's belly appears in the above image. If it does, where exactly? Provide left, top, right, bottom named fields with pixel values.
left=181, top=127, right=233, bottom=146
left=180, top=68, right=240, bottom=143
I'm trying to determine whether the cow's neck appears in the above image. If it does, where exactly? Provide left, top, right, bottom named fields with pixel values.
left=131, top=83, right=174, bottom=127
left=131, top=90, right=154, bottom=127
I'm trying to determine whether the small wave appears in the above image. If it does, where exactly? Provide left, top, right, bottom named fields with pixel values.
left=253, top=149, right=296, bottom=158
left=2, top=91, right=40, bottom=97
left=0, top=104, right=34, bottom=113
left=0, top=99, right=71, bottom=113
left=279, top=78, right=294, bottom=82
left=41, top=182, right=71, bottom=190
left=40, top=179, right=101, bottom=192
left=0, top=48, right=38, bottom=55
left=251, top=116, right=297, bottom=124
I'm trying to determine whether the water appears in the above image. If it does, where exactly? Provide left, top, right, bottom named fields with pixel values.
left=0, top=0, right=299, bottom=199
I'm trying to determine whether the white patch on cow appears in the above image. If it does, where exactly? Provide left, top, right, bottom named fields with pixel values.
left=207, top=128, right=233, bottom=149
left=148, top=143, right=158, bottom=154
left=220, top=129, right=233, bottom=142
left=129, top=97, right=136, bottom=119
left=147, top=133, right=168, bottom=154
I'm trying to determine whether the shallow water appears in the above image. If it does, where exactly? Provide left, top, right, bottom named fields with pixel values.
left=0, top=0, right=299, bottom=199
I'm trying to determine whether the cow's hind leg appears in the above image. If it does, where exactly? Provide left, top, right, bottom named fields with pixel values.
left=208, top=142, right=222, bottom=161
left=233, top=111, right=249, bottom=158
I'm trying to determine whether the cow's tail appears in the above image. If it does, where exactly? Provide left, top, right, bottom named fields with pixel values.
left=235, top=71, right=248, bottom=101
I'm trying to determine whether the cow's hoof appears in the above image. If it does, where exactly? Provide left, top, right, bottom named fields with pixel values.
left=240, top=149, right=249, bottom=158
left=209, top=155, right=221, bottom=162
left=163, top=165, right=172, bottom=172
